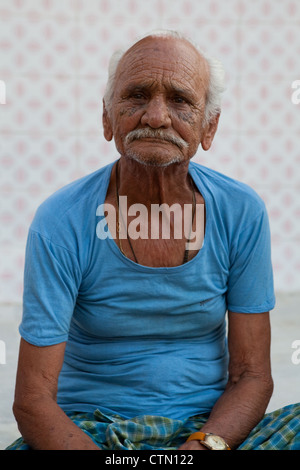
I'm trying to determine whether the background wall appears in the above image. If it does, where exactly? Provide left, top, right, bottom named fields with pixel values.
left=0, top=0, right=300, bottom=300
left=1, top=0, right=300, bottom=302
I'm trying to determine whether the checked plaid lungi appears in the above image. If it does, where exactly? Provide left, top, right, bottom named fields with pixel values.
left=6, top=402, right=300, bottom=450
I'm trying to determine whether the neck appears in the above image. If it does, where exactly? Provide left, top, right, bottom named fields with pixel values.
left=117, top=156, right=193, bottom=207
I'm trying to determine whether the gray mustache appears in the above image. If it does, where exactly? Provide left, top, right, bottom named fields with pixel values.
left=125, top=128, right=189, bottom=149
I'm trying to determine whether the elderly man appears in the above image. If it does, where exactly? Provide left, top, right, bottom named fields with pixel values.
left=7, top=30, right=300, bottom=451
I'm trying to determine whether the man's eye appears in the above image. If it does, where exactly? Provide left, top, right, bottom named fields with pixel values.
left=131, top=93, right=145, bottom=100
left=173, top=96, right=187, bottom=104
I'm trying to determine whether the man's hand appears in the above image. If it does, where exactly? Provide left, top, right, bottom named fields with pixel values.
left=178, top=439, right=208, bottom=450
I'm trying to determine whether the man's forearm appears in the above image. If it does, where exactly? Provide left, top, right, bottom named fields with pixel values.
left=14, top=398, right=100, bottom=450
left=197, top=373, right=274, bottom=449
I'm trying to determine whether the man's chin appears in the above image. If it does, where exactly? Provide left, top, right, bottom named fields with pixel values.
left=125, top=150, right=184, bottom=168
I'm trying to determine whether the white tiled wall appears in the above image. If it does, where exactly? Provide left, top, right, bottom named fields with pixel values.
left=0, top=0, right=300, bottom=301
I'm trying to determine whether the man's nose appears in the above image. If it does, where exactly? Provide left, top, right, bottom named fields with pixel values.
left=140, top=96, right=172, bottom=128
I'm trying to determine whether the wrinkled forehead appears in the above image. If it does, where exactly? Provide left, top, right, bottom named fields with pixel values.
left=114, top=36, right=209, bottom=94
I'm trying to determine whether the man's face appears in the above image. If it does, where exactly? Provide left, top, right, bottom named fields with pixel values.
left=103, top=36, right=218, bottom=167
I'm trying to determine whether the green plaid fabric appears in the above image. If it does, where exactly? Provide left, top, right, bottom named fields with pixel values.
left=238, top=403, right=300, bottom=450
left=6, top=403, right=300, bottom=450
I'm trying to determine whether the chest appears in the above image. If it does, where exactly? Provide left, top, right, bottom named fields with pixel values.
left=104, top=192, right=205, bottom=267
left=76, top=261, right=227, bottom=340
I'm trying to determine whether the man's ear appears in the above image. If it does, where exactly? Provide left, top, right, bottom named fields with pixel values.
left=200, top=113, right=220, bottom=151
left=102, top=99, right=113, bottom=141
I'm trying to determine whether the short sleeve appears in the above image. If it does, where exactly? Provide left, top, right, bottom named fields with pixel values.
left=226, top=206, right=275, bottom=313
left=19, top=229, right=82, bottom=346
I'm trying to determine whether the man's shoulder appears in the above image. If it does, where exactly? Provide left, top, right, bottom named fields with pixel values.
left=189, top=161, right=266, bottom=213
left=30, top=161, right=114, bottom=239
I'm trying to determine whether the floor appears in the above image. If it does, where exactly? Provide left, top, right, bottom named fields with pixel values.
left=0, top=293, right=299, bottom=450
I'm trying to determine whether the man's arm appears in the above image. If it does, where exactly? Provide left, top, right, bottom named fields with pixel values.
left=179, top=311, right=273, bottom=450
left=13, top=338, right=100, bottom=450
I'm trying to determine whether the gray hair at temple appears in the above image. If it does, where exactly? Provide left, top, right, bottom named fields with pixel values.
left=103, top=30, right=226, bottom=127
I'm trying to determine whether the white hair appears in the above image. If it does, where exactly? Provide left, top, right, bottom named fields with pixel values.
left=103, top=29, right=226, bottom=125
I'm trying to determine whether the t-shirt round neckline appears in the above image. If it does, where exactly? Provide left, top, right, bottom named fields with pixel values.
left=102, top=160, right=210, bottom=273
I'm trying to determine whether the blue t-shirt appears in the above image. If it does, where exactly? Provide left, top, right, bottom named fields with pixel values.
left=19, top=160, right=275, bottom=420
